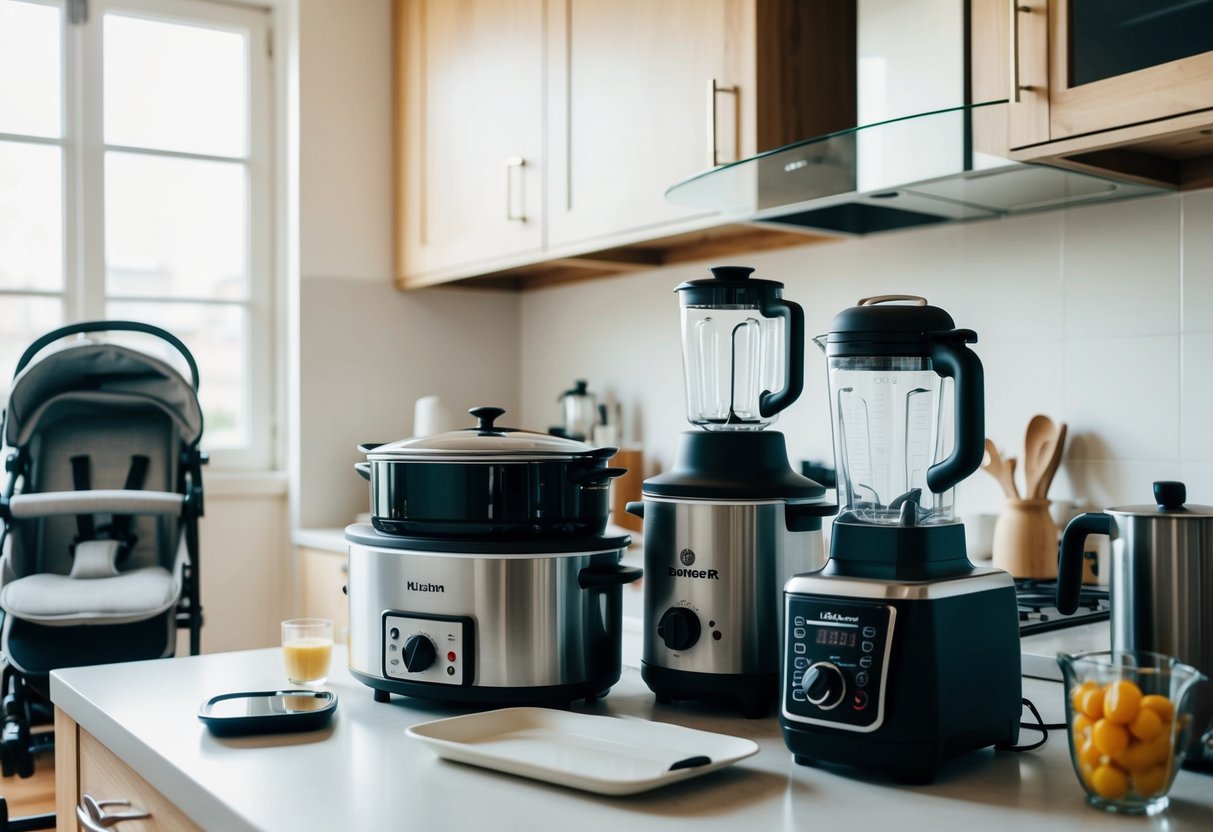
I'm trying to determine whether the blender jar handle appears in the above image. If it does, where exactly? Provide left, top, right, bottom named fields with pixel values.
left=758, top=297, right=805, bottom=417
left=925, top=334, right=984, bottom=494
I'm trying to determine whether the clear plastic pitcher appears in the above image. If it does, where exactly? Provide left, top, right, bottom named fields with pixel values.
left=818, top=296, right=984, bottom=526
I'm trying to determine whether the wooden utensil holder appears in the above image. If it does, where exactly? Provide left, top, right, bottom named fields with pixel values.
left=992, top=498, right=1058, bottom=579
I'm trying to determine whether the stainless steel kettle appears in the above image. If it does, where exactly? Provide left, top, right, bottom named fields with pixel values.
left=1058, top=481, right=1213, bottom=768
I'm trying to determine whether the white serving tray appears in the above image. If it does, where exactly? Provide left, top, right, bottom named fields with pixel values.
left=406, top=707, right=759, bottom=796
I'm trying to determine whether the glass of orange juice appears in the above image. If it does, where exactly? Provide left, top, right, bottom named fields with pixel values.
left=282, top=618, right=333, bottom=686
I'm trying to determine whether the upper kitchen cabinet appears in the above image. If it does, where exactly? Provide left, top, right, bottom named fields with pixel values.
left=394, top=0, right=853, bottom=290
left=545, top=0, right=854, bottom=250
left=1004, top=0, right=1213, bottom=188
left=395, top=0, right=545, bottom=285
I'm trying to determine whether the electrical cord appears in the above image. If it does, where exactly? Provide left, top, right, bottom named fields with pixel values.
left=997, top=697, right=1067, bottom=753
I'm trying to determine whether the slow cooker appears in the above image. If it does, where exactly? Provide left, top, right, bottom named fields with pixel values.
left=347, top=407, right=639, bottom=706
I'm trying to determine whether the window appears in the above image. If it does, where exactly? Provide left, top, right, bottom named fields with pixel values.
left=0, top=0, right=274, bottom=469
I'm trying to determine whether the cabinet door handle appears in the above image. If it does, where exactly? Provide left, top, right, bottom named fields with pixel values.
left=77, top=794, right=151, bottom=830
left=504, top=156, right=526, bottom=222
left=1010, top=3, right=1034, bottom=103
left=707, top=78, right=738, bottom=167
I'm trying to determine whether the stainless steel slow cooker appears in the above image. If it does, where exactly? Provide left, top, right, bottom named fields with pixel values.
left=345, top=524, right=638, bottom=705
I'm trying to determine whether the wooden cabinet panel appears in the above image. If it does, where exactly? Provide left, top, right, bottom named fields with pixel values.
left=298, top=546, right=349, bottom=643
left=396, top=0, right=545, bottom=283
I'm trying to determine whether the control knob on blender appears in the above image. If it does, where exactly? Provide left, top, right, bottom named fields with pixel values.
left=802, top=662, right=846, bottom=709
left=402, top=634, right=437, bottom=673
left=657, top=607, right=701, bottom=651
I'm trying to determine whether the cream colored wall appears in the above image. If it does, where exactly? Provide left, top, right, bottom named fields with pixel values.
left=519, top=190, right=1213, bottom=520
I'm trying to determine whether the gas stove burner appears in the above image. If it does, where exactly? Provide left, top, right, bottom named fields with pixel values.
left=1014, top=578, right=1109, bottom=636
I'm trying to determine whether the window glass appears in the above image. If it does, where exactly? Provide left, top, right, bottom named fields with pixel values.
left=105, top=152, right=248, bottom=300
left=0, top=141, right=63, bottom=292
left=0, top=0, right=62, bottom=138
left=103, top=12, right=248, bottom=157
left=0, top=296, right=63, bottom=400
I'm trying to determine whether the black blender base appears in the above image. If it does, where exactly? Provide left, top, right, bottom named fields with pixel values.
left=642, top=663, right=775, bottom=719
left=783, top=718, right=1019, bottom=784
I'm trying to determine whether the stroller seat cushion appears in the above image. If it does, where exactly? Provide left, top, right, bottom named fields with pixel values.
left=0, top=566, right=179, bottom=626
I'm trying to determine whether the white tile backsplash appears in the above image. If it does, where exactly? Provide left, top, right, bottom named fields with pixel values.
left=1061, top=195, right=1180, bottom=339
left=1063, top=335, right=1179, bottom=461
left=517, top=188, right=1210, bottom=518
left=1182, top=190, right=1213, bottom=333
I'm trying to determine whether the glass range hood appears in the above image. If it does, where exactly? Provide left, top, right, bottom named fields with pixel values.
left=665, top=102, right=1165, bottom=236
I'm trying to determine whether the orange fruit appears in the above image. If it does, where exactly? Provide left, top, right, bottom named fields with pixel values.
left=1140, top=694, right=1175, bottom=723
left=1073, top=713, right=1094, bottom=742
left=1078, top=736, right=1104, bottom=767
left=1114, top=738, right=1153, bottom=772
left=1131, top=764, right=1170, bottom=798
left=1129, top=706, right=1163, bottom=742
left=1092, top=719, right=1130, bottom=757
left=1071, top=679, right=1098, bottom=712
left=1104, top=680, right=1143, bottom=725
left=1145, top=730, right=1174, bottom=768
left=1090, top=763, right=1130, bottom=800
left=1081, top=686, right=1106, bottom=720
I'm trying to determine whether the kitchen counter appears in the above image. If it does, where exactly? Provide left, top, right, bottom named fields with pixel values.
left=51, top=648, right=1212, bottom=832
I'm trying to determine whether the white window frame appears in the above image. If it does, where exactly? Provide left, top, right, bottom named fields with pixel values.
left=2, top=0, right=276, bottom=471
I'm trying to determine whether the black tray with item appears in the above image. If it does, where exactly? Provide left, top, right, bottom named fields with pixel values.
left=198, top=690, right=337, bottom=737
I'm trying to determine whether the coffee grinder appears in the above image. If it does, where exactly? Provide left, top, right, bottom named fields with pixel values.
left=627, top=266, right=835, bottom=718
left=780, top=295, right=1021, bottom=782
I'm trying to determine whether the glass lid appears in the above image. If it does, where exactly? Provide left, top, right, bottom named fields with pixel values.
left=364, top=406, right=604, bottom=460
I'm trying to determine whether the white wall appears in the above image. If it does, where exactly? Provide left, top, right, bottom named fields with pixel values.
left=519, top=190, right=1213, bottom=520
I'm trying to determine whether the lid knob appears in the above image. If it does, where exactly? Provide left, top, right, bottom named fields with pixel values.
left=709, top=265, right=755, bottom=281
left=1154, top=481, right=1186, bottom=511
left=468, top=406, right=505, bottom=434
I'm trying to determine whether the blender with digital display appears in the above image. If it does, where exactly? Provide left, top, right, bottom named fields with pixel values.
left=626, top=266, right=835, bottom=718
left=779, top=295, right=1022, bottom=783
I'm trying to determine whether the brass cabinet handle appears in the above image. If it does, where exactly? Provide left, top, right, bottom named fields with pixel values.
left=77, top=794, right=152, bottom=830
left=504, top=156, right=526, bottom=222
left=707, top=78, right=738, bottom=167
left=1010, top=3, right=1034, bottom=103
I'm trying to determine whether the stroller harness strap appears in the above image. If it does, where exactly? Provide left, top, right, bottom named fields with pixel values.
left=70, top=454, right=95, bottom=541
left=67, top=454, right=151, bottom=565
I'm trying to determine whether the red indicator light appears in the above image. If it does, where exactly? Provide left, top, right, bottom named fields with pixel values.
left=712, top=630, right=722, bottom=641
left=447, top=651, right=457, bottom=662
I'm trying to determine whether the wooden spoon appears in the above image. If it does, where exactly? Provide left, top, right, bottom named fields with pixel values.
left=1023, top=414, right=1055, bottom=500
left=1005, top=456, right=1021, bottom=499
left=1034, top=422, right=1068, bottom=499
left=982, top=438, right=1018, bottom=499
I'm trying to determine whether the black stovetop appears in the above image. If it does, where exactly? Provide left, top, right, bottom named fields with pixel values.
left=1016, top=578, right=1109, bottom=636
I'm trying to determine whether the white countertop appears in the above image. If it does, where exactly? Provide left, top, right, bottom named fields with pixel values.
left=51, top=647, right=1213, bottom=832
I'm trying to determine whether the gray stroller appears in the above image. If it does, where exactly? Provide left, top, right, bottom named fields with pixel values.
left=0, top=321, right=205, bottom=778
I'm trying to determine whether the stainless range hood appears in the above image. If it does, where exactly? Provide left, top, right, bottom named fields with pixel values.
left=665, top=1, right=1164, bottom=236
left=664, top=102, right=1163, bottom=235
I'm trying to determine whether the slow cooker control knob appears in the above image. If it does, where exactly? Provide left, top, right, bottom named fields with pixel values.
left=657, top=607, right=701, bottom=651
left=802, top=662, right=846, bottom=709
left=402, top=634, right=437, bottom=673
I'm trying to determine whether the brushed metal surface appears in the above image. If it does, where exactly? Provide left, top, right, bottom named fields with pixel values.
left=347, top=543, right=625, bottom=689
left=1110, top=515, right=1213, bottom=762
left=641, top=499, right=825, bottom=676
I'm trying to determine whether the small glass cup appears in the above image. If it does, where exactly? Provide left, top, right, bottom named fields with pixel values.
left=281, top=618, right=333, bottom=686
left=1058, top=650, right=1207, bottom=816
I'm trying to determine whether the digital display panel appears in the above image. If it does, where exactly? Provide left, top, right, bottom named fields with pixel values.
left=814, top=627, right=857, bottom=648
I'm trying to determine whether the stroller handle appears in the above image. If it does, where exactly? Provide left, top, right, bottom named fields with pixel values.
left=13, top=320, right=200, bottom=391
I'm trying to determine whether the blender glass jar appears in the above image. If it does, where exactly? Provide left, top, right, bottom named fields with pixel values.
left=676, top=266, right=804, bottom=431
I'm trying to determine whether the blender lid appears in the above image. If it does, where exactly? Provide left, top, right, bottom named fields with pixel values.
left=364, top=406, right=607, bottom=461
left=1106, top=481, right=1213, bottom=517
left=673, top=265, right=786, bottom=306
left=820, top=295, right=974, bottom=356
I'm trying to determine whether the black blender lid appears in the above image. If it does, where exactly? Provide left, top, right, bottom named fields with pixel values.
left=674, top=265, right=786, bottom=306
left=821, top=295, right=974, bottom=357
left=643, top=431, right=828, bottom=500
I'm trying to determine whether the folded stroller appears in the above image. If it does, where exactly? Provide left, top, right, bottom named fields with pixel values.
left=0, top=321, right=205, bottom=778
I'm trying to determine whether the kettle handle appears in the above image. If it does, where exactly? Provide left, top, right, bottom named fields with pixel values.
left=1057, top=512, right=1114, bottom=614
left=758, top=297, right=805, bottom=418
left=925, top=333, right=984, bottom=494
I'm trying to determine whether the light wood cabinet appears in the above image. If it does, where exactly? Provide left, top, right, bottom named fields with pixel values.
left=394, top=0, right=853, bottom=290
left=55, top=709, right=200, bottom=832
left=297, top=546, right=349, bottom=643
left=996, top=0, right=1213, bottom=188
